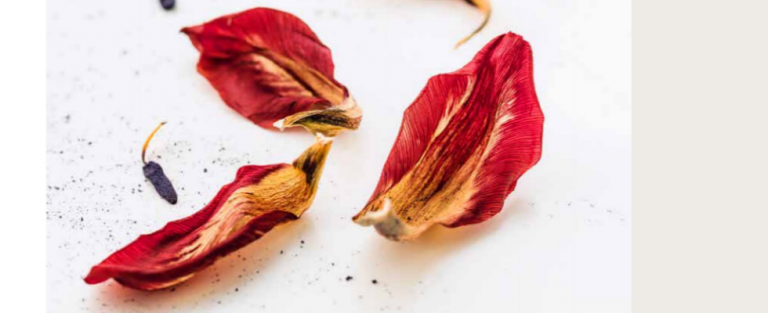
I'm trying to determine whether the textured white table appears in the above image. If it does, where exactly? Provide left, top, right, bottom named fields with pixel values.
left=46, top=0, right=631, bottom=312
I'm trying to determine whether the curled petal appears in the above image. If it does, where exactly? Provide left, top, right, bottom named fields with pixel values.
left=353, top=33, right=544, bottom=241
left=182, top=8, right=361, bottom=136
left=275, top=97, right=362, bottom=137
left=85, top=136, right=333, bottom=290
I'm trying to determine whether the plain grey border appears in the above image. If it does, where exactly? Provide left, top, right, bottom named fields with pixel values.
left=634, top=0, right=768, bottom=312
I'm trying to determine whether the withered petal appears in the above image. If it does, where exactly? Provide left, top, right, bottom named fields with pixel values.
left=354, top=33, right=544, bottom=241
left=85, top=136, right=333, bottom=290
left=182, top=8, right=361, bottom=136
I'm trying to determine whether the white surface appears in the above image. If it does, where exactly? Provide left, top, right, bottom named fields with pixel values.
left=46, top=0, right=631, bottom=312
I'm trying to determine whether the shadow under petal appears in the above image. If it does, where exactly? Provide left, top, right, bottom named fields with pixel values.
left=93, top=217, right=312, bottom=311
left=355, top=196, right=527, bottom=300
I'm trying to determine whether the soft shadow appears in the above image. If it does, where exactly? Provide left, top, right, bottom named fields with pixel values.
left=93, top=218, right=313, bottom=311
left=356, top=197, right=528, bottom=300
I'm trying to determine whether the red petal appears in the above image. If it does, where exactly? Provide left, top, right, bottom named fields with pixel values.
left=354, top=33, right=544, bottom=240
left=182, top=8, right=350, bottom=130
left=85, top=137, right=333, bottom=290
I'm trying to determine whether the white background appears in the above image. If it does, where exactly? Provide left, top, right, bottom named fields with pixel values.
left=46, top=0, right=631, bottom=312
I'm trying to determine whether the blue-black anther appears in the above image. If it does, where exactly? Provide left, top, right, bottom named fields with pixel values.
left=141, top=122, right=178, bottom=205
left=160, top=0, right=175, bottom=11
left=143, top=161, right=178, bottom=204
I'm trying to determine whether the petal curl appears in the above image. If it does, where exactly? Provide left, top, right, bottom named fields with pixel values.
left=182, top=8, right=361, bottom=136
left=353, top=33, right=544, bottom=241
left=85, top=136, right=333, bottom=290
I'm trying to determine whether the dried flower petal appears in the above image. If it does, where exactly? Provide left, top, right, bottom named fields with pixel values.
left=353, top=33, right=543, bottom=241
left=85, top=135, right=333, bottom=290
left=456, top=0, right=492, bottom=48
left=182, top=8, right=361, bottom=136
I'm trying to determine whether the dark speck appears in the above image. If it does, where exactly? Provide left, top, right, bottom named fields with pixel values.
left=280, top=250, right=284, bottom=254
left=204, top=168, right=208, bottom=173
left=372, top=279, right=378, bottom=285
left=160, top=0, right=175, bottom=10
left=345, top=276, right=353, bottom=282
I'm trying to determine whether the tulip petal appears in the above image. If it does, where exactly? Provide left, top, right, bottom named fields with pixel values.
left=354, top=33, right=544, bottom=241
left=182, top=8, right=361, bottom=136
left=85, top=136, right=333, bottom=290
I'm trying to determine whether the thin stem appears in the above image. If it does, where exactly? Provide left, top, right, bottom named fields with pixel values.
left=455, top=0, right=492, bottom=49
left=142, top=121, right=167, bottom=165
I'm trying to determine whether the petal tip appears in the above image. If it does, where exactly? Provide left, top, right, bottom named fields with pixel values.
left=180, top=25, right=202, bottom=37
left=316, top=133, right=334, bottom=144
left=273, top=119, right=286, bottom=131
left=83, top=269, right=106, bottom=285
left=353, top=199, right=420, bottom=242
